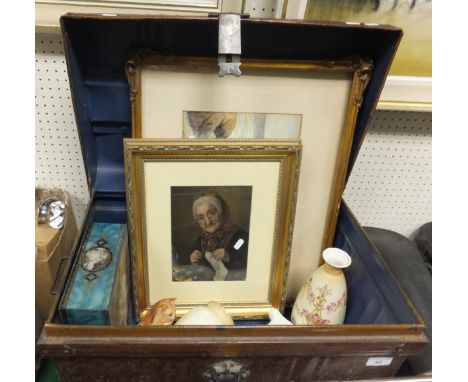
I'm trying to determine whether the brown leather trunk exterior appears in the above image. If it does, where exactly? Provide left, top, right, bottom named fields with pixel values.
left=39, top=330, right=427, bottom=381
left=52, top=356, right=404, bottom=381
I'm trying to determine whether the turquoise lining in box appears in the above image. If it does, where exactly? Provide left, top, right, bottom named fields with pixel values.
left=60, top=223, right=129, bottom=325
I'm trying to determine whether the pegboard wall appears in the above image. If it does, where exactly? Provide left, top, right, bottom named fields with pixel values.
left=243, top=0, right=284, bottom=18
left=35, top=34, right=431, bottom=237
left=35, top=34, right=89, bottom=227
left=344, top=110, right=432, bottom=237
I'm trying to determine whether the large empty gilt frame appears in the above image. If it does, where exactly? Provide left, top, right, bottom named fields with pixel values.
left=126, top=54, right=373, bottom=303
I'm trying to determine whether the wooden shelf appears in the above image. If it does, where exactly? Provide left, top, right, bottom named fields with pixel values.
left=378, top=76, right=432, bottom=112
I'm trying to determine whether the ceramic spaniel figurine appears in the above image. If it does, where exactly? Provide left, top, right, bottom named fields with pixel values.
left=139, top=298, right=176, bottom=325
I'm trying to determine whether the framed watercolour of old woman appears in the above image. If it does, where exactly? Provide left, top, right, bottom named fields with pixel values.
left=124, top=139, right=301, bottom=318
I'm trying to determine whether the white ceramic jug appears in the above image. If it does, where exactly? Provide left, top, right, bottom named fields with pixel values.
left=291, top=247, right=351, bottom=325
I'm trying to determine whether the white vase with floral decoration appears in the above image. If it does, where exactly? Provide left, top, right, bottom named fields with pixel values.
left=291, top=247, right=351, bottom=325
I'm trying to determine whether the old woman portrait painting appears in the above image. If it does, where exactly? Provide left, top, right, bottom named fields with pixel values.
left=171, top=186, right=252, bottom=282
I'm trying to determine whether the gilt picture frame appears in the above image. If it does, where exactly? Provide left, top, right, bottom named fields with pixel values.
left=124, top=139, right=302, bottom=319
left=126, top=54, right=373, bottom=303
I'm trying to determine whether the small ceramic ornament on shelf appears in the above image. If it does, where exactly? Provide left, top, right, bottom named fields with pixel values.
left=291, top=248, right=351, bottom=325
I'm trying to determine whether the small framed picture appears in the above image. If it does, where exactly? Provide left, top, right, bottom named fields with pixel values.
left=182, top=111, right=302, bottom=139
left=124, top=139, right=301, bottom=319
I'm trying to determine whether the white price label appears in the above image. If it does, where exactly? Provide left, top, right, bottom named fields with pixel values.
left=233, top=239, right=244, bottom=250
left=366, top=357, right=393, bottom=367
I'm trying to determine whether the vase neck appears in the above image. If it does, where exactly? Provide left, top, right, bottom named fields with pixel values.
left=322, top=262, right=343, bottom=275
left=322, top=248, right=351, bottom=272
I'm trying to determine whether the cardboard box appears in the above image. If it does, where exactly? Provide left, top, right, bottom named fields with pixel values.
left=36, top=223, right=62, bottom=261
left=35, top=188, right=77, bottom=318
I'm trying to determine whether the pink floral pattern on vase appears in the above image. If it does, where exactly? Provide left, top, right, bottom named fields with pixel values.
left=296, top=281, right=347, bottom=325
